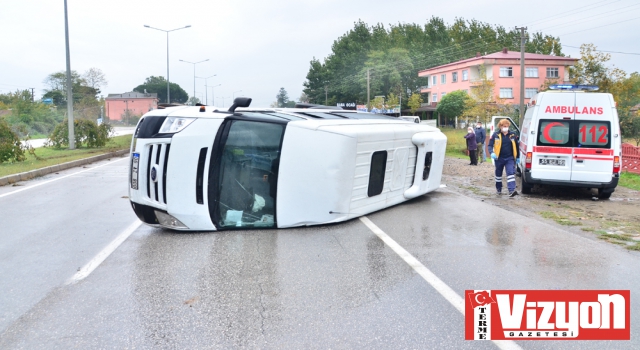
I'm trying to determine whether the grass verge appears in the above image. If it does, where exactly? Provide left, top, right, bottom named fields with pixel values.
left=442, top=128, right=472, bottom=160
left=619, top=172, right=640, bottom=191
left=538, top=211, right=581, bottom=226
left=0, top=135, right=131, bottom=177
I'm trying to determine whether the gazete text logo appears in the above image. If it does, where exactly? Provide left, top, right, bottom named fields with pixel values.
left=465, top=290, right=630, bottom=340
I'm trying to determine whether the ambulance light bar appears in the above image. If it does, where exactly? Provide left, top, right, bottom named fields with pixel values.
left=549, top=85, right=599, bottom=91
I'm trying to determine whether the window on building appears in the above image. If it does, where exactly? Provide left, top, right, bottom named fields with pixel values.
left=525, top=88, right=538, bottom=98
left=432, top=93, right=438, bottom=102
left=452, top=72, right=458, bottom=83
left=525, top=67, right=539, bottom=78
left=462, top=70, right=468, bottom=81
left=500, top=67, right=513, bottom=77
left=499, top=88, right=513, bottom=98
left=546, top=67, right=559, bottom=78
left=368, top=151, right=388, bottom=197
left=432, top=76, right=437, bottom=86
left=441, top=74, right=446, bottom=84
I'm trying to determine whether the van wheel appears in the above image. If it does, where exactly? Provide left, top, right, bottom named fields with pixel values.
left=597, top=189, right=612, bottom=200
left=521, top=176, right=533, bottom=194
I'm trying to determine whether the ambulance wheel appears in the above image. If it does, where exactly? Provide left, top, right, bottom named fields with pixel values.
left=597, top=188, right=612, bottom=199
left=521, top=176, right=533, bottom=194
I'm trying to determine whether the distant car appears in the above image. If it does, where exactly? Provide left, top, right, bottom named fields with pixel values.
left=128, top=99, right=447, bottom=231
left=399, top=116, right=420, bottom=124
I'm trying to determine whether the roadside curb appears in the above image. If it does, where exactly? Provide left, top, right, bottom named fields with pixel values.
left=0, top=149, right=129, bottom=187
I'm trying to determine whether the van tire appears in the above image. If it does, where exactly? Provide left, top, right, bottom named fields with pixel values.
left=521, top=175, right=533, bottom=194
left=597, top=188, right=612, bottom=199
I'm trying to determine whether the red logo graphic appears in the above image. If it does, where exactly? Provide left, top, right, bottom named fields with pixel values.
left=468, top=291, right=496, bottom=308
left=465, top=290, right=630, bottom=341
left=542, top=122, right=565, bottom=144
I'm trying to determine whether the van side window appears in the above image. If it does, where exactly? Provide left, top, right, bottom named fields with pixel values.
left=577, top=121, right=610, bottom=148
left=538, top=120, right=571, bottom=146
left=368, top=151, right=387, bottom=197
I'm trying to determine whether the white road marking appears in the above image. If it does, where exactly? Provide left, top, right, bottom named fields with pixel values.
left=67, top=220, right=142, bottom=285
left=359, top=216, right=522, bottom=350
left=0, top=157, right=128, bottom=199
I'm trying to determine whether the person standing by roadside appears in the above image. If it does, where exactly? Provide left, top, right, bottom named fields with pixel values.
left=488, top=119, right=520, bottom=196
left=464, top=126, right=477, bottom=165
left=474, top=120, right=486, bottom=164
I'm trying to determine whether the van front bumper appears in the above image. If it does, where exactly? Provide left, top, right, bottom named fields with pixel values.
left=523, top=171, right=619, bottom=190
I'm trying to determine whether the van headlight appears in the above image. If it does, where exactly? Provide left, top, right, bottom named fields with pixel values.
left=155, top=210, right=188, bottom=229
left=159, top=117, right=195, bottom=133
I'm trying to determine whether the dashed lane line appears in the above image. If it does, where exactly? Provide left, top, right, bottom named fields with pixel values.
left=0, top=157, right=128, bottom=199
left=359, top=216, right=522, bottom=350
left=66, top=219, right=142, bottom=285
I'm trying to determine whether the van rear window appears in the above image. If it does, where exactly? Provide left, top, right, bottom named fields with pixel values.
left=538, top=120, right=570, bottom=146
left=578, top=122, right=610, bottom=147
left=536, top=120, right=612, bottom=148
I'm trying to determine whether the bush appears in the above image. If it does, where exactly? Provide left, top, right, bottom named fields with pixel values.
left=0, top=118, right=25, bottom=163
left=48, top=119, right=113, bottom=148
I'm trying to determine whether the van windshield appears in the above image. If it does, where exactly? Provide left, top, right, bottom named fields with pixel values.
left=214, top=120, right=284, bottom=228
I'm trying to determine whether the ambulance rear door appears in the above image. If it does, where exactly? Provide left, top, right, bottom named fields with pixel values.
left=570, top=93, right=614, bottom=183
left=532, top=92, right=574, bottom=182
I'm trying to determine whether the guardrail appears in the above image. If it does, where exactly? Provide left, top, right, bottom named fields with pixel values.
left=622, top=143, right=640, bottom=174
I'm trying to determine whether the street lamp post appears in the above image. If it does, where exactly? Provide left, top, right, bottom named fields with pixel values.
left=217, top=96, right=230, bottom=108
left=196, top=75, right=216, bottom=104
left=209, top=84, right=221, bottom=106
left=180, top=59, right=209, bottom=105
left=64, top=0, right=75, bottom=149
left=233, top=90, right=243, bottom=99
left=143, top=24, right=191, bottom=103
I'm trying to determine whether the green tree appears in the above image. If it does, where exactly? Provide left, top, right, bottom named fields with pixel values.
left=464, top=65, right=500, bottom=124
left=0, top=118, right=25, bottom=163
left=370, top=96, right=384, bottom=110
left=42, top=70, right=99, bottom=107
left=386, top=92, right=399, bottom=109
left=611, top=72, right=640, bottom=138
left=303, top=18, right=564, bottom=107
left=187, top=96, right=201, bottom=106
left=407, top=93, right=423, bottom=114
left=276, top=88, right=290, bottom=107
left=133, top=76, right=188, bottom=104
left=436, top=90, right=470, bottom=124
left=569, top=43, right=626, bottom=93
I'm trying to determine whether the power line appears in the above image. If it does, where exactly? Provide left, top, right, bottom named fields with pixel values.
left=559, top=16, right=640, bottom=36
left=536, top=3, right=640, bottom=32
left=564, top=45, right=640, bottom=56
left=526, top=0, right=620, bottom=27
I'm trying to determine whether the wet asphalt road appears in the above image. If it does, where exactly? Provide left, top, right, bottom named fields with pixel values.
left=0, top=156, right=639, bottom=349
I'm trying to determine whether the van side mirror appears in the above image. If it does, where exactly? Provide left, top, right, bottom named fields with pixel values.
left=228, top=97, right=252, bottom=112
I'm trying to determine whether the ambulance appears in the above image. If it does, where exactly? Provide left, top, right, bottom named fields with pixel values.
left=508, top=85, right=622, bottom=198
left=128, top=98, right=447, bottom=231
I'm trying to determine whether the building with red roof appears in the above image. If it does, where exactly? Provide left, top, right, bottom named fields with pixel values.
left=417, top=48, right=578, bottom=116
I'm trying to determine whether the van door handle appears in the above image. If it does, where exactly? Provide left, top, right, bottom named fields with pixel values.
left=576, top=160, right=584, bottom=163
left=595, top=150, right=603, bottom=154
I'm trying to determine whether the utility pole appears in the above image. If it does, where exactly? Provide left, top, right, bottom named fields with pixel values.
left=64, top=0, right=75, bottom=149
left=324, top=86, right=328, bottom=105
left=516, top=26, right=527, bottom=125
left=30, top=88, right=35, bottom=102
left=366, top=69, right=370, bottom=112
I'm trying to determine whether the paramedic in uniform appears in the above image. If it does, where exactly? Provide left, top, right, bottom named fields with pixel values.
left=488, top=119, right=520, bottom=197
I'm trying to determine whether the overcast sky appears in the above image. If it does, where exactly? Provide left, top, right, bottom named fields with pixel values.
left=1, top=0, right=639, bottom=107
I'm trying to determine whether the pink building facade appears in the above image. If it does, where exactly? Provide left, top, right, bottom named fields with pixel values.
left=105, top=92, right=158, bottom=121
left=418, top=49, right=578, bottom=106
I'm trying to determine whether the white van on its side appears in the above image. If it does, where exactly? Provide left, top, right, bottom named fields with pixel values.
left=511, top=85, right=622, bottom=199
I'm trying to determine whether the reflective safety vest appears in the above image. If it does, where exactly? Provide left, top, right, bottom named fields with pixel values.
left=493, top=132, right=518, bottom=160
